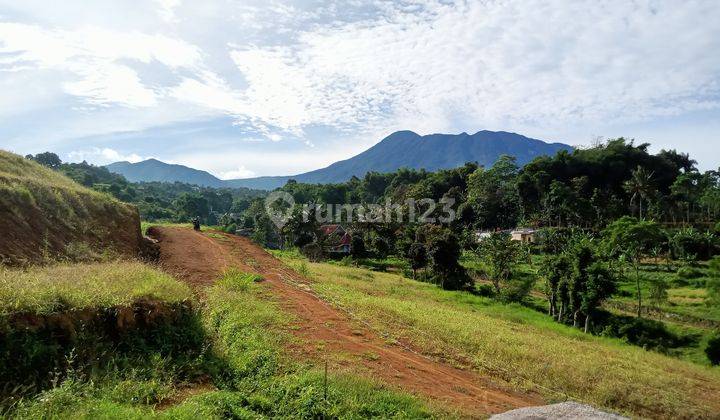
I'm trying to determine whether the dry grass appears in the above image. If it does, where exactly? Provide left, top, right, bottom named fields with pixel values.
left=275, top=251, right=720, bottom=419
left=0, top=261, right=192, bottom=314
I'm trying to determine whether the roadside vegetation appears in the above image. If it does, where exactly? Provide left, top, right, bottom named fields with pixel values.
left=0, top=261, right=190, bottom=314
left=1, top=264, right=434, bottom=418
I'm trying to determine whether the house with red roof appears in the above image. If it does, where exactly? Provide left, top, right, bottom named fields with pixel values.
left=319, top=224, right=352, bottom=254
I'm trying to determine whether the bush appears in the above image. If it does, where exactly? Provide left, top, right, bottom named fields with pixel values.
left=499, top=276, right=535, bottom=303
left=293, top=232, right=314, bottom=248
left=706, top=333, right=720, bottom=366
left=224, top=223, right=237, bottom=234
left=371, top=236, right=390, bottom=259
left=350, top=235, right=367, bottom=258
left=597, top=315, right=692, bottom=353
left=300, top=243, right=324, bottom=262
left=474, top=283, right=495, bottom=297
left=676, top=266, right=705, bottom=280
left=670, top=228, right=715, bottom=261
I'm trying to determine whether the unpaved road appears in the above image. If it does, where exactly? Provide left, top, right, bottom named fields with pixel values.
left=150, top=226, right=541, bottom=417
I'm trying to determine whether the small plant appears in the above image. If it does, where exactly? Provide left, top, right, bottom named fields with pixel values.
left=218, top=268, right=263, bottom=292
left=295, top=261, right=311, bottom=277
left=648, top=277, right=669, bottom=308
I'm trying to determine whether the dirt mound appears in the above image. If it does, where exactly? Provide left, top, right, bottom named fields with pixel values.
left=151, top=226, right=542, bottom=417
left=0, top=151, right=142, bottom=265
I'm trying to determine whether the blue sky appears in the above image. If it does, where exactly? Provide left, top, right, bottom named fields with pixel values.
left=1, top=0, right=719, bottom=178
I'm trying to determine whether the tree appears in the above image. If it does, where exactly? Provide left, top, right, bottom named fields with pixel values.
left=475, top=232, right=519, bottom=297
left=350, top=235, right=367, bottom=258
left=539, top=254, right=571, bottom=319
left=623, top=166, right=655, bottom=219
left=581, top=262, right=616, bottom=333
left=421, top=225, right=471, bottom=290
left=467, top=156, right=520, bottom=229
left=568, top=242, right=594, bottom=328
left=174, top=192, right=209, bottom=221
left=29, top=152, right=62, bottom=168
left=407, top=242, right=428, bottom=280
left=602, top=217, right=666, bottom=318
left=671, top=172, right=703, bottom=223
left=371, top=236, right=390, bottom=259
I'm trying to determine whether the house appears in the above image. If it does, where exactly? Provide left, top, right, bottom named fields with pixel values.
left=510, top=228, right=537, bottom=243
left=319, top=224, right=352, bottom=254
left=475, top=230, right=494, bottom=242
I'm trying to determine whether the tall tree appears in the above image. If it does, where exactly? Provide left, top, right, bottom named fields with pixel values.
left=623, top=166, right=655, bottom=220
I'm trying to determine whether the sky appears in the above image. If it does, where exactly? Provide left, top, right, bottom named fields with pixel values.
left=1, top=0, right=719, bottom=178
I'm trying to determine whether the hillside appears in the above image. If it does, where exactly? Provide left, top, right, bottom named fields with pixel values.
left=0, top=150, right=142, bottom=265
left=108, top=130, right=572, bottom=190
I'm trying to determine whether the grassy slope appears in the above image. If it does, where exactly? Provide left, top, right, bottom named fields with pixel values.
left=275, top=251, right=720, bottom=419
left=0, top=150, right=139, bottom=264
left=7, top=268, right=436, bottom=419
left=0, top=261, right=191, bottom=315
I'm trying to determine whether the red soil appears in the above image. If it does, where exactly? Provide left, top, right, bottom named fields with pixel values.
left=150, top=226, right=542, bottom=417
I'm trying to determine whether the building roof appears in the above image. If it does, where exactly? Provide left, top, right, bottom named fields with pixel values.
left=511, top=228, right=537, bottom=235
left=319, top=224, right=343, bottom=236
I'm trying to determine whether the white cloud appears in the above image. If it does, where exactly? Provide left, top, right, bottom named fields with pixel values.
left=0, top=22, right=201, bottom=107
left=154, top=0, right=182, bottom=23
left=1, top=0, right=720, bottom=170
left=223, top=0, right=720, bottom=135
left=220, top=165, right=255, bottom=179
left=67, top=147, right=145, bottom=164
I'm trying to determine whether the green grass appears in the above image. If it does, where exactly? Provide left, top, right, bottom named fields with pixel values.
left=6, top=267, right=436, bottom=419
left=0, top=262, right=192, bottom=315
left=274, top=251, right=720, bottom=419
left=0, top=150, right=139, bottom=265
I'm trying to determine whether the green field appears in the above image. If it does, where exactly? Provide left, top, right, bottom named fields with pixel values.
left=274, top=250, right=720, bottom=419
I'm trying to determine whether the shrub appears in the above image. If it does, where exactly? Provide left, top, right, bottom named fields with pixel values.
left=350, top=236, right=367, bottom=258
left=293, top=232, right=314, bottom=248
left=706, top=333, right=720, bottom=366
left=676, top=266, right=704, bottom=280
left=597, top=315, right=691, bottom=353
left=371, top=236, right=390, bottom=259
left=669, top=228, right=715, bottom=261
left=499, top=275, right=534, bottom=303
left=300, top=243, right=324, bottom=262
left=474, top=283, right=495, bottom=297
left=224, top=223, right=237, bottom=234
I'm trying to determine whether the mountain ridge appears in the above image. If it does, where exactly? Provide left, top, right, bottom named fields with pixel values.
left=107, top=130, right=573, bottom=190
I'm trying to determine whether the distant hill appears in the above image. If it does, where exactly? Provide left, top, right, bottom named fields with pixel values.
left=0, top=151, right=142, bottom=265
left=106, top=158, right=225, bottom=187
left=108, top=130, right=572, bottom=190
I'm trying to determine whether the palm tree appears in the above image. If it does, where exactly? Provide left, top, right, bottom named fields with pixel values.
left=624, top=166, right=655, bottom=219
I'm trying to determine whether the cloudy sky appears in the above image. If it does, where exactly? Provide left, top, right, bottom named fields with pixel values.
left=1, top=0, right=719, bottom=178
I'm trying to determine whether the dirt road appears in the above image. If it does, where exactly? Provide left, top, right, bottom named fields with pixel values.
left=150, top=226, right=541, bottom=417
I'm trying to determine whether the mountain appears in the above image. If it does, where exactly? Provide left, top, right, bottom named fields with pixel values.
left=106, top=158, right=225, bottom=188
left=107, top=130, right=572, bottom=190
